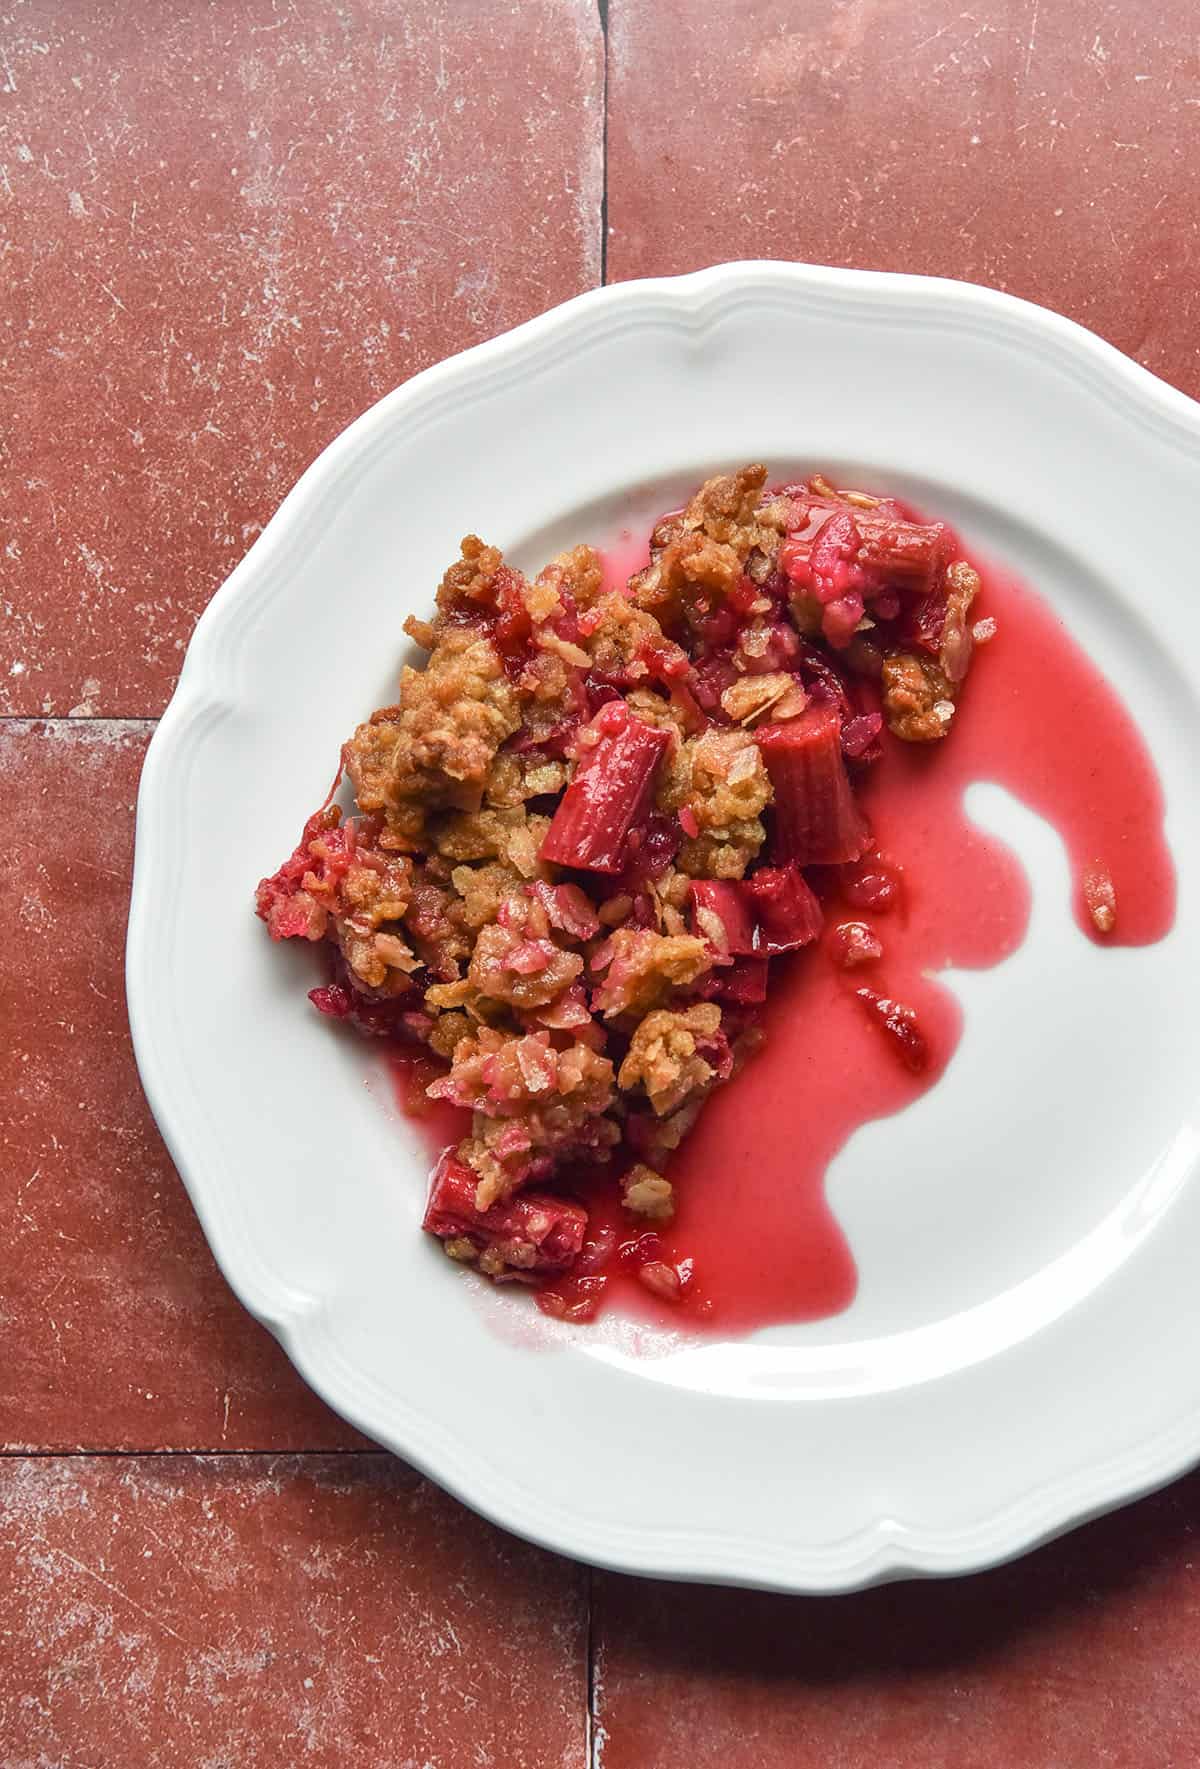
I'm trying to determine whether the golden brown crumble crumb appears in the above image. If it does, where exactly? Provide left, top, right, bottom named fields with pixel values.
left=467, top=921, right=585, bottom=1011
left=618, top=1002, right=724, bottom=1116
left=436, top=534, right=507, bottom=615
left=720, top=672, right=807, bottom=726
left=426, top=1010, right=472, bottom=1060
left=448, top=861, right=526, bottom=929
left=659, top=726, right=771, bottom=878
left=344, top=628, right=521, bottom=842
left=630, top=465, right=778, bottom=623
left=439, top=1028, right=618, bottom=1208
left=591, top=928, right=712, bottom=1019
left=880, top=652, right=957, bottom=743
left=938, top=560, right=982, bottom=685
left=582, top=591, right=679, bottom=683
left=484, top=751, right=568, bottom=808
left=536, top=543, right=605, bottom=609
left=620, top=1164, right=675, bottom=1221
left=624, top=687, right=693, bottom=739
left=880, top=560, right=979, bottom=742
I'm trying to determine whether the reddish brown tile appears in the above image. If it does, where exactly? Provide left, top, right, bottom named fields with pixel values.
left=0, top=1453, right=587, bottom=1767
left=0, top=720, right=369, bottom=1449
left=593, top=1473, right=1200, bottom=1768
left=607, top=0, right=1200, bottom=396
left=0, top=0, right=602, bottom=718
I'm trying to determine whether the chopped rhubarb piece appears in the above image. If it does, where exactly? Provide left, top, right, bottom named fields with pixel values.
left=306, top=957, right=417, bottom=1037
left=308, top=983, right=353, bottom=1018
left=842, top=854, right=903, bottom=913
left=689, top=650, right=739, bottom=716
left=540, top=704, right=671, bottom=874
left=780, top=512, right=868, bottom=649
left=856, top=988, right=928, bottom=1073
left=785, top=503, right=946, bottom=592
left=491, top=570, right=534, bottom=661
left=255, top=805, right=343, bottom=939
left=689, top=879, right=759, bottom=957
left=830, top=921, right=883, bottom=968
left=901, top=587, right=949, bottom=655
left=808, top=510, right=860, bottom=596
left=1083, top=864, right=1117, bottom=936
left=535, top=1276, right=608, bottom=1323
left=742, top=864, right=824, bottom=953
left=639, top=631, right=694, bottom=685
left=794, top=639, right=854, bottom=725
left=689, top=862, right=826, bottom=964
left=616, top=1231, right=662, bottom=1270
left=853, top=509, right=947, bottom=585
left=579, top=671, right=626, bottom=713
left=841, top=712, right=884, bottom=761
left=705, top=956, right=769, bottom=1004
left=624, top=892, right=657, bottom=929
left=822, top=594, right=865, bottom=650
left=422, top=1152, right=587, bottom=1276
left=756, top=707, right=871, bottom=866
left=505, top=938, right=556, bottom=975
left=573, top=1227, right=618, bottom=1275
left=637, top=1258, right=694, bottom=1303
left=729, top=572, right=764, bottom=616
left=621, top=811, right=681, bottom=885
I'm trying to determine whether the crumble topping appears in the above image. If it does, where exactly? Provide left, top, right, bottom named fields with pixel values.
left=257, top=466, right=985, bottom=1308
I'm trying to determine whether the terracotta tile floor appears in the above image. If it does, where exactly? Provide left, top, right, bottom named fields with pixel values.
left=3, top=0, right=1199, bottom=1762
left=0, top=1456, right=587, bottom=1769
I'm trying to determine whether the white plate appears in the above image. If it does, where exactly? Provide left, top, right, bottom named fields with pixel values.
left=128, top=262, right=1200, bottom=1592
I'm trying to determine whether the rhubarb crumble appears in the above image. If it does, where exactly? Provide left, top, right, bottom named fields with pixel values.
left=256, top=466, right=988, bottom=1318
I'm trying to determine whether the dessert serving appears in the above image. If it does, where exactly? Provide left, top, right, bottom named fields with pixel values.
left=255, top=463, right=1172, bottom=1328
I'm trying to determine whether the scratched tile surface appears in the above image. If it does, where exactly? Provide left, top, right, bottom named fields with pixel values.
left=6, top=0, right=1200, bottom=1762
left=0, top=1455, right=587, bottom=1768
left=0, top=0, right=602, bottom=717
left=0, top=720, right=371, bottom=1451
left=606, top=0, right=1200, bottom=397
left=593, top=1472, right=1200, bottom=1768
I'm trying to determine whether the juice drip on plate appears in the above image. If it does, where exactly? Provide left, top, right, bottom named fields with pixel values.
left=611, top=559, right=1175, bottom=1332
left=393, top=527, right=1176, bottom=1336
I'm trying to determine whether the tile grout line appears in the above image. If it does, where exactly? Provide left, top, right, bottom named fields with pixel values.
left=14, top=23, right=613, bottom=1713
left=597, top=0, right=609, bottom=286
left=585, top=1564, right=598, bottom=1767
left=0, top=713, right=160, bottom=729
left=0, top=1447, right=384, bottom=1460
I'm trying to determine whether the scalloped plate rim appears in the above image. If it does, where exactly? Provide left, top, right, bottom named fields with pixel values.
left=128, top=260, right=1200, bottom=1592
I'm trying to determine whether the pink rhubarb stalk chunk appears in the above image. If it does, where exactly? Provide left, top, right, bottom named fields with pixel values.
left=691, top=870, right=824, bottom=958
left=756, top=707, right=871, bottom=866
left=540, top=705, right=672, bottom=874
left=742, top=864, right=824, bottom=953
left=422, top=1152, right=587, bottom=1276
left=855, top=988, right=929, bottom=1073
left=784, top=506, right=947, bottom=589
left=688, top=879, right=760, bottom=957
